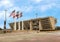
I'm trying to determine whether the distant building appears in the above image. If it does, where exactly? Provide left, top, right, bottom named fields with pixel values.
left=9, top=16, right=57, bottom=31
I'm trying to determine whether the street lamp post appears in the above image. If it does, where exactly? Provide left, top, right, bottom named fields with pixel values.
left=35, top=13, right=39, bottom=33
left=4, top=10, right=7, bottom=33
left=36, top=13, right=37, bottom=18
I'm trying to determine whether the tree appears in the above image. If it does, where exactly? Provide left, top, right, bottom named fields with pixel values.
left=0, top=28, right=2, bottom=30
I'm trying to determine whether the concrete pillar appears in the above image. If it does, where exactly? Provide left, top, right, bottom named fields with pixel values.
left=39, top=20, right=42, bottom=31
left=49, top=17, right=55, bottom=30
left=30, top=20, right=33, bottom=31
left=18, top=22, right=20, bottom=30
left=22, top=21, right=24, bottom=30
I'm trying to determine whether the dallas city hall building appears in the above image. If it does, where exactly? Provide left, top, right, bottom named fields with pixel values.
left=9, top=16, right=57, bottom=31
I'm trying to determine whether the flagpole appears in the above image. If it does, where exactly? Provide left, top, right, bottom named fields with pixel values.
left=14, top=12, right=16, bottom=30
left=16, top=11, right=20, bottom=30
left=15, top=11, right=22, bottom=31
left=17, top=12, right=22, bottom=31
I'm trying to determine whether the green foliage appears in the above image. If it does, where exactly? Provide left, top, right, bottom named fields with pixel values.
left=0, top=28, right=2, bottom=30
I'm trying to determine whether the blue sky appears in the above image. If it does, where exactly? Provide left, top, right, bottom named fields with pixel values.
left=0, top=0, right=60, bottom=29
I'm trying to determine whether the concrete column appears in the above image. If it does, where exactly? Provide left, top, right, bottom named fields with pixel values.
left=18, top=21, right=20, bottom=30
left=39, top=20, right=42, bottom=31
left=22, top=21, right=24, bottom=30
left=49, top=17, right=55, bottom=30
left=30, top=20, right=33, bottom=31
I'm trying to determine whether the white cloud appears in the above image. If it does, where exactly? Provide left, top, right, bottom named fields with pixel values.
left=40, top=4, right=52, bottom=12
left=21, top=6, right=33, bottom=12
left=0, top=11, right=5, bottom=19
left=37, top=3, right=56, bottom=12
left=31, top=0, right=60, bottom=12
left=30, top=0, right=42, bottom=3
left=9, top=5, right=33, bottom=13
left=0, top=0, right=13, bottom=8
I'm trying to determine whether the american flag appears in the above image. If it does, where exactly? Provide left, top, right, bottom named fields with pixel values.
left=9, top=10, right=15, bottom=17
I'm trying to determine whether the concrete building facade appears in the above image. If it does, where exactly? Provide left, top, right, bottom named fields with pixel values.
left=9, top=16, right=57, bottom=31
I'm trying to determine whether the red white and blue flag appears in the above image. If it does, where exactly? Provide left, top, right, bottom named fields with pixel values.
left=9, top=10, right=16, bottom=18
left=16, top=12, right=22, bottom=19
left=9, top=10, right=22, bottom=18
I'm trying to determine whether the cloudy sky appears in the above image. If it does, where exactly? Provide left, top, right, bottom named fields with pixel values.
left=0, top=0, right=60, bottom=29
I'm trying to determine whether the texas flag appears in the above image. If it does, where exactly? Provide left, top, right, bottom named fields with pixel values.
left=16, top=12, right=22, bottom=19
left=20, top=12, right=22, bottom=17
